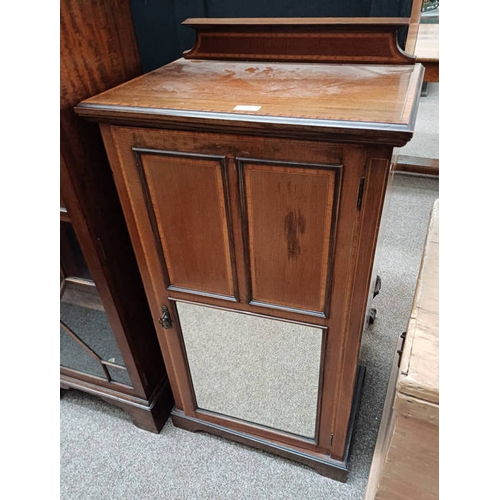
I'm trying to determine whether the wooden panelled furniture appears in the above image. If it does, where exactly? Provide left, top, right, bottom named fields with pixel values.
left=60, top=0, right=173, bottom=432
left=365, top=200, right=439, bottom=499
left=76, top=18, right=424, bottom=481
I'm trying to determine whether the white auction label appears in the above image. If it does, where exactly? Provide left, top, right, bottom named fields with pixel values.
left=233, top=105, right=261, bottom=111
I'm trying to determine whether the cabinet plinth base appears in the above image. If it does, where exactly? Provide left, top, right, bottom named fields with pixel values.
left=60, top=374, right=174, bottom=433
left=171, top=365, right=365, bottom=482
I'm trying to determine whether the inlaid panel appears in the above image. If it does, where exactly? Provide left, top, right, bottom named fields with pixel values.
left=239, top=159, right=340, bottom=316
left=135, top=149, right=236, bottom=300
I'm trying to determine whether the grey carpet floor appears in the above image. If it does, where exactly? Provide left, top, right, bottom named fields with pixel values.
left=60, top=173, right=439, bottom=500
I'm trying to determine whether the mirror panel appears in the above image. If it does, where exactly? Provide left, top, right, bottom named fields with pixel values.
left=176, top=301, right=323, bottom=438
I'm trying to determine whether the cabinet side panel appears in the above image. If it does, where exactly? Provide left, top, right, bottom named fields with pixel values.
left=240, top=161, right=339, bottom=316
left=331, top=151, right=392, bottom=459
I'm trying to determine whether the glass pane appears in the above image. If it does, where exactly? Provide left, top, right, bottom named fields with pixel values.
left=60, top=325, right=106, bottom=379
left=107, top=364, right=133, bottom=386
left=61, top=280, right=104, bottom=312
left=60, top=281, right=132, bottom=386
left=177, top=301, right=323, bottom=438
left=61, top=290, right=126, bottom=366
left=60, top=221, right=92, bottom=281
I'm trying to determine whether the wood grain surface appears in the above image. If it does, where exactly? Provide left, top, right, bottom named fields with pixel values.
left=365, top=199, right=439, bottom=499
left=60, top=0, right=173, bottom=431
left=398, top=200, right=439, bottom=407
left=241, top=160, right=339, bottom=316
left=395, top=155, right=439, bottom=177
left=415, top=23, right=439, bottom=82
left=99, top=122, right=394, bottom=461
left=182, top=17, right=415, bottom=65
left=415, top=24, right=439, bottom=63
left=80, top=18, right=427, bottom=476
left=375, top=416, right=438, bottom=499
left=135, top=150, right=236, bottom=300
left=76, top=59, right=424, bottom=146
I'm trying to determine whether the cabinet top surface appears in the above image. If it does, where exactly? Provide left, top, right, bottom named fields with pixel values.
left=80, top=59, right=420, bottom=123
left=77, top=58, right=424, bottom=144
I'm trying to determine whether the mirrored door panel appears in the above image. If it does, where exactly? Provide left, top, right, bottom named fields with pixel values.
left=176, top=301, right=324, bottom=439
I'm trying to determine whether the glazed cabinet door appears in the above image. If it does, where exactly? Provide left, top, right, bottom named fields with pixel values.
left=101, top=124, right=382, bottom=459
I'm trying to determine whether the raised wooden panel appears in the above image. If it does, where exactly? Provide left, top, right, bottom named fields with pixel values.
left=134, top=148, right=236, bottom=300
left=239, top=159, right=340, bottom=316
left=183, top=18, right=415, bottom=65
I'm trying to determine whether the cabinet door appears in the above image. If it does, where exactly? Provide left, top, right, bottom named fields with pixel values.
left=101, top=124, right=381, bottom=458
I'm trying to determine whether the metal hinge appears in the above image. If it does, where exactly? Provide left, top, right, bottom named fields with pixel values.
left=356, top=176, right=366, bottom=210
left=397, top=331, right=407, bottom=367
left=158, top=305, right=173, bottom=329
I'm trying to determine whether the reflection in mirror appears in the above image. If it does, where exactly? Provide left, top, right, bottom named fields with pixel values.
left=176, top=301, right=323, bottom=439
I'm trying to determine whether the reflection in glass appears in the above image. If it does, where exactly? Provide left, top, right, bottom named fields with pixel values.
left=106, top=364, right=133, bottom=386
left=60, top=220, right=133, bottom=386
left=60, top=282, right=133, bottom=386
left=61, top=295, right=124, bottom=366
left=177, top=301, right=323, bottom=438
left=60, top=324, right=106, bottom=379
left=60, top=221, right=92, bottom=281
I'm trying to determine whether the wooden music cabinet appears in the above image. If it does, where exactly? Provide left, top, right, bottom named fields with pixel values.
left=76, top=18, right=424, bottom=480
left=60, top=0, right=173, bottom=432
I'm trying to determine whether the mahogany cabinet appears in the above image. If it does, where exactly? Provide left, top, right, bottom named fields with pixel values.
left=60, top=0, right=173, bottom=432
left=76, top=18, right=424, bottom=480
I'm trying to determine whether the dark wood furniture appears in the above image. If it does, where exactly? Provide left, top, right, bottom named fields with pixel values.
left=60, top=0, right=173, bottom=432
left=76, top=18, right=423, bottom=480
